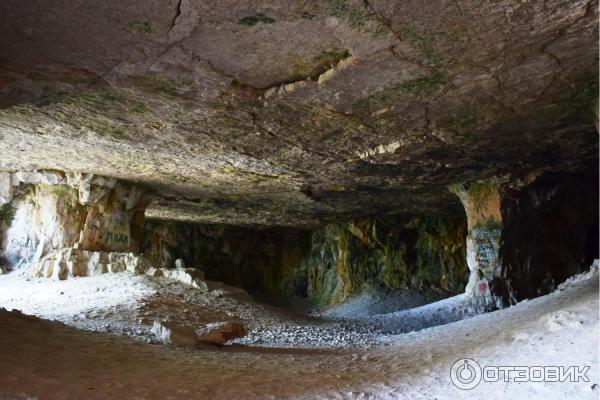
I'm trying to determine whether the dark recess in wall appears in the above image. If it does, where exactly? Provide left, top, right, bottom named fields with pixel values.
left=499, top=171, right=599, bottom=301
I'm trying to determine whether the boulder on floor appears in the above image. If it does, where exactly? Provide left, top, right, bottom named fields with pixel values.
left=195, top=321, right=246, bottom=345
left=151, top=320, right=246, bottom=346
left=161, top=268, right=208, bottom=291
left=151, top=321, right=198, bottom=347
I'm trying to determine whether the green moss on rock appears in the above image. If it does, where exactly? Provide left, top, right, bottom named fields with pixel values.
left=401, top=25, right=445, bottom=68
left=0, top=204, right=16, bottom=226
left=353, top=70, right=446, bottom=108
left=349, top=24, right=449, bottom=105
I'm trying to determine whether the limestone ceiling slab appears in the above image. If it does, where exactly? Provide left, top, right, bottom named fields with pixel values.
left=0, top=0, right=597, bottom=226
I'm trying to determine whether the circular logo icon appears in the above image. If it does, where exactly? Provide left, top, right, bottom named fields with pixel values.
left=450, top=358, right=482, bottom=390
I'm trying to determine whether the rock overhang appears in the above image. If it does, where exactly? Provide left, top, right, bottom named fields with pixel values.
left=0, top=0, right=597, bottom=227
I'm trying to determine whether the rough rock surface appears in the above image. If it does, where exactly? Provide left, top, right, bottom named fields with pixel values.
left=499, top=172, right=599, bottom=301
left=32, top=245, right=212, bottom=299
left=0, top=172, right=151, bottom=272
left=451, top=180, right=505, bottom=310
left=159, top=267, right=208, bottom=290
left=32, top=247, right=152, bottom=280
left=0, top=1, right=597, bottom=314
left=0, top=0, right=597, bottom=226
left=141, top=220, right=312, bottom=297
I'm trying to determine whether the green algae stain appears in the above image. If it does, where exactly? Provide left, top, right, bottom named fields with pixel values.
left=327, top=0, right=388, bottom=37
left=41, top=85, right=148, bottom=115
left=135, top=74, right=196, bottom=99
left=137, top=75, right=180, bottom=97
left=353, top=71, right=446, bottom=109
left=220, top=166, right=287, bottom=183
left=567, top=75, right=599, bottom=120
left=402, top=25, right=445, bottom=68
left=397, top=71, right=446, bottom=96
left=238, top=13, right=275, bottom=26
left=352, top=24, right=449, bottom=107
left=125, top=20, right=156, bottom=34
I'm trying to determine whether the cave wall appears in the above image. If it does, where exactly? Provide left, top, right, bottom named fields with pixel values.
left=141, top=216, right=469, bottom=304
left=0, top=185, right=37, bottom=270
left=77, top=180, right=149, bottom=254
left=302, top=217, right=468, bottom=304
left=1, top=168, right=595, bottom=310
left=1, top=181, right=86, bottom=272
left=139, top=170, right=597, bottom=308
left=0, top=171, right=151, bottom=275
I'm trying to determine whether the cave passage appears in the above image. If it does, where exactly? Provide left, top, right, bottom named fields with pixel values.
left=0, top=169, right=597, bottom=389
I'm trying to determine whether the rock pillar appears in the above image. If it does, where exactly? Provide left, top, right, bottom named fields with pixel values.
left=451, top=181, right=505, bottom=311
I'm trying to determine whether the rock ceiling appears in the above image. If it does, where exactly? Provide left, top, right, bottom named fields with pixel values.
left=0, top=0, right=597, bottom=226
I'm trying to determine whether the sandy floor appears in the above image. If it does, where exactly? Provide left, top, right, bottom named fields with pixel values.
left=0, top=271, right=386, bottom=348
left=0, top=266, right=598, bottom=399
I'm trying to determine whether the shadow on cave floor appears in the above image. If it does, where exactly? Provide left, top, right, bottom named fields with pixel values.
left=251, top=285, right=473, bottom=335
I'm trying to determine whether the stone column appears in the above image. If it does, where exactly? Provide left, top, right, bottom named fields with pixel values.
left=451, top=181, right=505, bottom=311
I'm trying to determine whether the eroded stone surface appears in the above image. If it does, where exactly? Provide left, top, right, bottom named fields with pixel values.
left=302, top=216, right=468, bottom=304
left=0, top=1, right=597, bottom=315
left=160, top=267, right=208, bottom=291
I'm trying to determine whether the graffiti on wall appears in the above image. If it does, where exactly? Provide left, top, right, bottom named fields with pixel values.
left=82, top=208, right=131, bottom=252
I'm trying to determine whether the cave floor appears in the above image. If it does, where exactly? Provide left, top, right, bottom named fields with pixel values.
left=0, top=271, right=471, bottom=348
left=0, top=267, right=598, bottom=399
